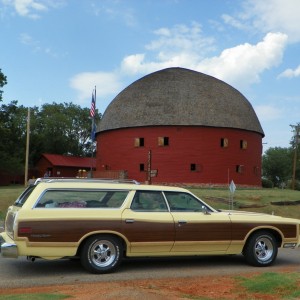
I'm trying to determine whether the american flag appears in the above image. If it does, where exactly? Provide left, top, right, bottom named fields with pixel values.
left=90, top=90, right=96, bottom=118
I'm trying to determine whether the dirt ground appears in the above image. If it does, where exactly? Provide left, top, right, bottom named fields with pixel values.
left=0, top=271, right=294, bottom=300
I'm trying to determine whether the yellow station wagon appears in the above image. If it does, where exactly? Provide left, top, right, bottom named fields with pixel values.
left=1, top=178, right=300, bottom=273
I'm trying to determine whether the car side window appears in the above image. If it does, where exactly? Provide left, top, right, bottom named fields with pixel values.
left=164, top=191, right=205, bottom=212
left=35, top=189, right=129, bottom=208
left=131, top=191, right=168, bottom=212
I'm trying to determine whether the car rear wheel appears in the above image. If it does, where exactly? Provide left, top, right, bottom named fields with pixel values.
left=244, top=231, right=278, bottom=267
left=80, top=235, right=122, bottom=273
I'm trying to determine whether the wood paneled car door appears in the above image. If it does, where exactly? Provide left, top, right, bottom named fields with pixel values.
left=164, top=191, right=232, bottom=253
left=121, top=191, right=175, bottom=254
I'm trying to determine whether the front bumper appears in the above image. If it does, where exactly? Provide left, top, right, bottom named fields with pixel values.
left=0, top=233, right=18, bottom=258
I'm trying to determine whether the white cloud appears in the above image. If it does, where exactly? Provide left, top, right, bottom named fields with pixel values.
left=91, top=2, right=137, bottom=27
left=121, top=54, right=147, bottom=75
left=120, top=22, right=216, bottom=76
left=254, top=104, right=283, bottom=121
left=20, top=32, right=40, bottom=49
left=228, top=0, right=300, bottom=43
left=120, top=28, right=287, bottom=90
left=2, top=0, right=47, bottom=18
left=120, top=52, right=197, bottom=76
left=69, top=71, right=123, bottom=104
left=146, top=23, right=215, bottom=61
left=278, top=65, right=300, bottom=78
left=1, top=0, right=65, bottom=18
left=71, top=22, right=217, bottom=106
left=102, top=2, right=297, bottom=102
left=196, top=32, right=288, bottom=89
left=221, top=14, right=248, bottom=30
left=19, top=32, right=60, bottom=57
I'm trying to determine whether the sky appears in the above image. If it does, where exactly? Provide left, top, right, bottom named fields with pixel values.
left=0, top=0, right=299, bottom=151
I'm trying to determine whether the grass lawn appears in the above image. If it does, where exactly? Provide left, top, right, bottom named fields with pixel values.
left=190, top=187, right=300, bottom=219
left=0, top=185, right=24, bottom=220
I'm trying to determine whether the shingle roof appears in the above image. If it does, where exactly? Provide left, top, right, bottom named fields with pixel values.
left=98, top=67, right=264, bottom=136
left=42, top=154, right=96, bottom=168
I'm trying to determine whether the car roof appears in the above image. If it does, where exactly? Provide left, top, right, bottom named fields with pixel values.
left=32, top=178, right=189, bottom=193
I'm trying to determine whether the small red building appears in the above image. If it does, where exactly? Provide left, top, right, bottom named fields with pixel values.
left=36, top=154, right=96, bottom=178
left=96, top=68, right=264, bottom=187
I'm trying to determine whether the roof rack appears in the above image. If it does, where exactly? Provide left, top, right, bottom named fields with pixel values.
left=33, top=177, right=140, bottom=185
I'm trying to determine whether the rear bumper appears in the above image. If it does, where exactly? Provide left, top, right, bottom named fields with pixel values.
left=0, top=233, right=18, bottom=258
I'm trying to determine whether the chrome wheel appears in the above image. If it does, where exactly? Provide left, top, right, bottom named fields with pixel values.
left=89, top=239, right=116, bottom=268
left=244, top=231, right=278, bottom=267
left=81, top=235, right=122, bottom=273
left=254, top=237, right=273, bottom=262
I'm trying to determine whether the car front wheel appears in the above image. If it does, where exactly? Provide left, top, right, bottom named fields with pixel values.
left=80, top=235, right=123, bottom=274
left=243, top=231, right=278, bottom=267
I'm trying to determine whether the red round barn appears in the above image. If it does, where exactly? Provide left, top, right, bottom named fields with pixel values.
left=96, top=67, right=264, bottom=186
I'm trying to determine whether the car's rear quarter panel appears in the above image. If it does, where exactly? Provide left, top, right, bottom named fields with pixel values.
left=15, top=207, right=128, bottom=258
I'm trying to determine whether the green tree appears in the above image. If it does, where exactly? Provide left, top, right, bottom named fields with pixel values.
left=0, top=101, right=27, bottom=176
left=0, top=101, right=101, bottom=180
left=32, top=102, right=100, bottom=160
left=0, top=68, right=7, bottom=102
left=262, top=147, right=293, bottom=187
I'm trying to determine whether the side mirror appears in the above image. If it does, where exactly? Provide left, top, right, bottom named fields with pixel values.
left=202, top=205, right=211, bottom=215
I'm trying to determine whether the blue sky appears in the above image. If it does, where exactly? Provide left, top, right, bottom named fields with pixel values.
left=0, top=0, right=299, bottom=151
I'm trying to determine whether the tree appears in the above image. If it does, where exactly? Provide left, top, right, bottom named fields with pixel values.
left=0, top=101, right=27, bottom=176
left=0, top=101, right=101, bottom=180
left=0, top=68, right=7, bottom=102
left=31, top=102, right=101, bottom=160
left=262, top=147, right=293, bottom=187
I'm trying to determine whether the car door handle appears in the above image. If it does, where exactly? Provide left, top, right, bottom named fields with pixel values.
left=178, top=220, right=187, bottom=225
left=125, top=219, right=135, bottom=223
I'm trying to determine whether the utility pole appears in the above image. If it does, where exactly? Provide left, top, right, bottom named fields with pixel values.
left=24, top=108, right=30, bottom=186
left=147, top=150, right=152, bottom=185
left=291, top=124, right=300, bottom=190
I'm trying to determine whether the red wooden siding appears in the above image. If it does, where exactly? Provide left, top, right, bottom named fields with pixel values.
left=96, top=126, right=262, bottom=186
left=36, top=154, right=95, bottom=178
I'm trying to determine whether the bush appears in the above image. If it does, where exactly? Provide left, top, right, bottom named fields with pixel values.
left=262, top=178, right=274, bottom=188
left=286, top=180, right=300, bottom=191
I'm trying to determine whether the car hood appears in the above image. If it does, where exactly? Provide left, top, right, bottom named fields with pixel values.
left=219, top=209, right=300, bottom=223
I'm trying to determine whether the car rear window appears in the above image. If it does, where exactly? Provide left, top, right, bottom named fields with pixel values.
left=14, top=185, right=37, bottom=207
left=35, top=189, right=129, bottom=208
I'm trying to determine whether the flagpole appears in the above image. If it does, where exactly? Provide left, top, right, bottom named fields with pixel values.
left=90, top=86, right=96, bottom=178
left=91, top=118, right=94, bottom=178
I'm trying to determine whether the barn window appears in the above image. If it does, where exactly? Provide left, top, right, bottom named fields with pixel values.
left=220, top=138, right=229, bottom=148
left=190, top=164, right=202, bottom=172
left=240, top=140, right=247, bottom=149
left=139, top=163, right=145, bottom=172
left=253, top=166, right=259, bottom=176
left=134, top=137, right=144, bottom=147
left=158, top=137, right=169, bottom=146
left=236, top=165, right=244, bottom=173
left=190, top=164, right=197, bottom=171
